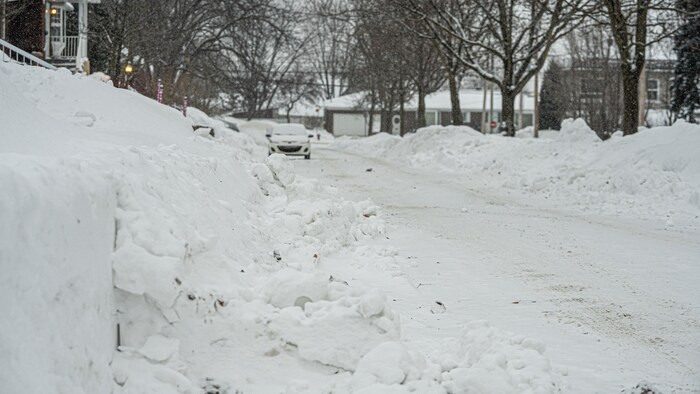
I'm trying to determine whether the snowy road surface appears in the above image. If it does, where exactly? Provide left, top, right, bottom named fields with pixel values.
left=293, top=144, right=700, bottom=393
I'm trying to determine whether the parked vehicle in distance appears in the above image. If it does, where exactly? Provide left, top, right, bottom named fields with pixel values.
left=266, top=123, right=314, bottom=159
left=221, top=120, right=240, bottom=132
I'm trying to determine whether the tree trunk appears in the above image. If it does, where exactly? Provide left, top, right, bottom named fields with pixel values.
left=501, top=89, right=516, bottom=137
left=380, top=107, right=389, bottom=134
left=447, top=69, right=463, bottom=125
left=417, top=86, right=427, bottom=129
left=384, top=94, right=395, bottom=134
left=621, top=69, right=640, bottom=135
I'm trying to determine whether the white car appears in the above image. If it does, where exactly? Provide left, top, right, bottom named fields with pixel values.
left=266, top=123, right=313, bottom=159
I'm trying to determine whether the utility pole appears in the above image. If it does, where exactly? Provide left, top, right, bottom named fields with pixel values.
left=481, top=79, right=487, bottom=133
left=533, top=71, right=539, bottom=138
left=489, top=54, right=494, bottom=133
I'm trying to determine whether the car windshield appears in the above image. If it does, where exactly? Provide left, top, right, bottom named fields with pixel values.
left=272, top=124, right=307, bottom=136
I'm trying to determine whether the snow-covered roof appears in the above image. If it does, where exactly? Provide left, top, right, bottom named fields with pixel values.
left=276, top=100, right=324, bottom=118
left=322, top=92, right=368, bottom=111
left=324, top=89, right=535, bottom=112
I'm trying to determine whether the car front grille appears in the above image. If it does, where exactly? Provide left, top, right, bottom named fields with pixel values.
left=278, top=145, right=302, bottom=153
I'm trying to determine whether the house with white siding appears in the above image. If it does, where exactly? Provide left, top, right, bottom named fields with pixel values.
left=323, top=89, right=536, bottom=137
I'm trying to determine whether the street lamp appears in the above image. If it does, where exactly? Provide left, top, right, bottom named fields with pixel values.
left=123, top=64, right=133, bottom=88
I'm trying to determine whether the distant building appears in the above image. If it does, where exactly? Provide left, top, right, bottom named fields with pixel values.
left=323, top=90, right=536, bottom=137
left=559, top=57, right=675, bottom=130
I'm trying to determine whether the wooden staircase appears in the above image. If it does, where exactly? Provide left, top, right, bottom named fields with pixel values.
left=0, top=38, right=58, bottom=70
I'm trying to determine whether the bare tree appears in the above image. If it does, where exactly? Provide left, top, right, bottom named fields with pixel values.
left=406, top=0, right=592, bottom=136
left=2, top=0, right=43, bottom=54
left=599, top=0, right=679, bottom=134
left=1, top=0, right=30, bottom=40
left=211, top=4, right=311, bottom=119
left=278, top=65, right=323, bottom=123
left=564, top=27, right=624, bottom=136
left=410, top=36, right=447, bottom=128
left=90, top=0, right=152, bottom=81
left=305, top=0, right=354, bottom=99
left=90, top=0, right=273, bottom=106
left=348, top=0, right=414, bottom=134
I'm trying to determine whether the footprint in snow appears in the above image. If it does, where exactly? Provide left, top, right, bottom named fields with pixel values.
left=430, top=301, right=446, bottom=314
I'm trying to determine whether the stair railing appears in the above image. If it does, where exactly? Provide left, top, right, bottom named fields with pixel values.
left=0, top=38, right=58, bottom=70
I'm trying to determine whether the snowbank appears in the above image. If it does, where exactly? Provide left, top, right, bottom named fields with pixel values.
left=0, top=155, right=116, bottom=393
left=332, top=120, right=700, bottom=222
left=435, top=321, right=558, bottom=394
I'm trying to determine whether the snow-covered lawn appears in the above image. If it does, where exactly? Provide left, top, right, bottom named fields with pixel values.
left=1, top=61, right=698, bottom=393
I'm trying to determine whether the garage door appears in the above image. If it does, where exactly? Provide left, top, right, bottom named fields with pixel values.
left=333, top=113, right=367, bottom=137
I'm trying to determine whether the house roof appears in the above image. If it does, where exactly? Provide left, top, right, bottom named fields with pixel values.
left=324, top=89, right=535, bottom=112
left=276, top=100, right=324, bottom=118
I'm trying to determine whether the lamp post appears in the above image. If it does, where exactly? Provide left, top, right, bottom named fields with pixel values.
left=124, top=64, right=133, bottom=88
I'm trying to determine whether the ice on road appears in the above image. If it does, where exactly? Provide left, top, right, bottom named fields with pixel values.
left=293, top=144, right=700, bottom=393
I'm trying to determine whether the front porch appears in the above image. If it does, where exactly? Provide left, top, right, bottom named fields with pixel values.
left=44, top=0, right=95, bottom=69
left=0, top=0, right=98, bottom=70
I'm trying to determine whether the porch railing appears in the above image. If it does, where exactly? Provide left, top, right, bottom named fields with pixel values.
left=0, top=38, right=57, bottom=70
left=51, top=36, right=79, bottom=60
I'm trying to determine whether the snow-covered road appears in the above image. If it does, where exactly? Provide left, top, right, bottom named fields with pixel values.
left=293, top=144, right=700, bottom=393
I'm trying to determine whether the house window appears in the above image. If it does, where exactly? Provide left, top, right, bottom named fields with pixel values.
left=647, top=79, right=659, bottom=102
left=424, top=111, right=439, bottom=126
left=522, top=114, right=534, bottom=127
left=462, top=112, right=471, bottom=123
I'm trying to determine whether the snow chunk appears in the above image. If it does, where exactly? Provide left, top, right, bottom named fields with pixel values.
left=266, top=153, right=296, bottom=186
left=270, top=285, right=400, bottom=371
left=352, top=342, right=427, bottom=389
left=112, top=352, right=191, bottom=393
left=265, top=269, right=329, bottom=308
left=435, top=321, right=558, bottom=394
left=358, top=290, right=387, bottom=318
left=112, top=240, right=183, bottom=308
left=557, top=118, right=600, bottom=144
left=138, top=335, right=180, bottom=362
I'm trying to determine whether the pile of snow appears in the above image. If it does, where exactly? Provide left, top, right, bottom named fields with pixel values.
left=434, top=321, right=558, bottom=393
left=332, top=120, right=700, bottom=222
left=0, top=61, right=562, bottom=393
left=186, top=108, right=266, bottom=158
left=236, top=118, right=279, bottom=145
